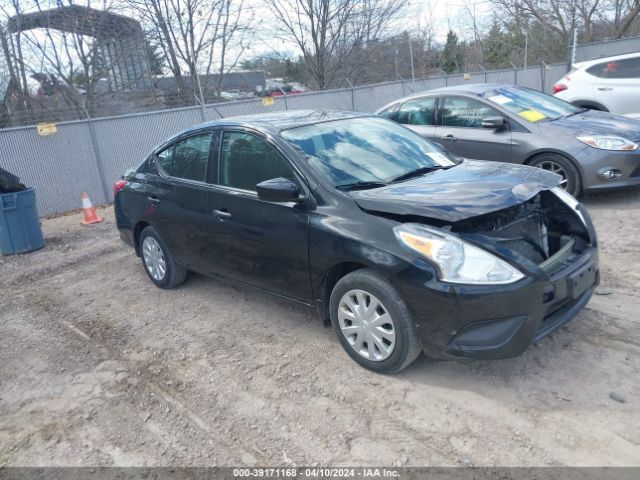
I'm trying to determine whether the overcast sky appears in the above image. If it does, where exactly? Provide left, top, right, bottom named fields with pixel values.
left=4, top=0, right=492, bottom=81
left=248, top=0, right=492, bottom=59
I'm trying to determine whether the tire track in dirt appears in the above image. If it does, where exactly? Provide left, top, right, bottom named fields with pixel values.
left=3, top=279, right=271, bottom=465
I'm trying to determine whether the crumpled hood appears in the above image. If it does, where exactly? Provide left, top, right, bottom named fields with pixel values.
left=350, top=160, right=561, bottom=223
left=545, top=109, right=640, bottom=140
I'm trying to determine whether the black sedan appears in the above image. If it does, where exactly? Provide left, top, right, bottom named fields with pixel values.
left=114, top=110, right=599, bottom=373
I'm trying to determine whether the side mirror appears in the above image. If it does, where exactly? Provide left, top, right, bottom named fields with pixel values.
left=257, top=177, right=300, bottom=203
left=481, top=116, right=506, bottom=129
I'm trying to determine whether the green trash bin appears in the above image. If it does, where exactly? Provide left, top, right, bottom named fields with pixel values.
left=0, top=188, right=45, bottom=255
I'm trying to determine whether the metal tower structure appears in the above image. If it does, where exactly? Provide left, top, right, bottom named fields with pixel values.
left=7, top=5, right=152, bottom=91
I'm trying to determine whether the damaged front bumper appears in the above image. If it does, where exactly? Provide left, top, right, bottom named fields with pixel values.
left=390, top=192, right=599, bottom=361
left=393, top=246, right=599, bottom=360
left=434, top=247, right=599, bottom=359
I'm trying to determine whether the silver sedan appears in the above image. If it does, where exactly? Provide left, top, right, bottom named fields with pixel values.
left=376, top=83, right=640, bottom=196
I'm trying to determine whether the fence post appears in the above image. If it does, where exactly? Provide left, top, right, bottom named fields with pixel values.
left=346, top=79, right=355, bottom=110
left=195, top=74, right=207, bottom=122
left=541, top=61, right=547, bottom=92
left=398, top=75, right=406, bottom=96
left=83, top=107, right=110, bottom=203
left=278, top=87, right=289, bottom=110
left=510, top=62, right=518, bottom=85
left=479, top=64, right=487, bottom=83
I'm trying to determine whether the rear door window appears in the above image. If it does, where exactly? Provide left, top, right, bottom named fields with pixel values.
left=378, top=103, right=400, bottom=121
left=587, top=57, right=640, bottom=79
left=138, top=156, right=159, bottom=174
left=396, top=97, right=437, bottom=125
left=156, top=132, right=213, bottom=183
left=156, top=146, right=175, bottom=175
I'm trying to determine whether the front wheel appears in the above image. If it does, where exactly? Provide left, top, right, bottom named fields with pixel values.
left=139, top=226, right=187, bottom=289
left=329, top=269, right=421, bottom=374
left=528, top=154, right=582, bottom=197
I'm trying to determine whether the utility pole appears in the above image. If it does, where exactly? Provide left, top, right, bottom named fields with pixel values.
left=195, top=73, right=206, bottom=121
left=394, top=43, right=399, bottom=79
left=408, top=32, right=415, bottom=82
left=571, top=28, right=578, bottom=66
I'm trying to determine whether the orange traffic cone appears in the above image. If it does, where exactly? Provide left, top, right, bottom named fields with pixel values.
left=80, top=192, right=103, bottom=225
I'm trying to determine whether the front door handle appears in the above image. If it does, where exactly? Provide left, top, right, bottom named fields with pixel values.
left=213, top=209, right=232, bottom=221
left=443, top=134, right=457, bottom=143
left=147, top=196, right=160, bottom=204
left=597, top=87, right=613, bottom=91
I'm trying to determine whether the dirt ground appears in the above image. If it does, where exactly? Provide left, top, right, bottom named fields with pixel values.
left=1, top=189, right=639, bottom=467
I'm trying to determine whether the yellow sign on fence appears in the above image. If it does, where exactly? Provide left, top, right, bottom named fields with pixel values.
left=37, top=123, right=57, bottom=136
left=262, top=96, right=274, bottom=106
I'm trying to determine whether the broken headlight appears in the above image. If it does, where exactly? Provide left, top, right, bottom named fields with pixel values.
left=394, top=224, right=525, bottom=285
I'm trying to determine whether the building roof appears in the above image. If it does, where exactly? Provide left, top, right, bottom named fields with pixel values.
left=8, top=5, right=142, bottom=39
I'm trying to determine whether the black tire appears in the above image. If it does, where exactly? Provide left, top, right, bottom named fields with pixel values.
left=139, top=226, right=187, bottom=289
left=528, top=153, right=582, bottom=197
left=329, top=268, right=421, bottom=374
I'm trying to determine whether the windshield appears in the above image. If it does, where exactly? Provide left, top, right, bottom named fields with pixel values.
left=281, top=117, right=455, bottom=187
left=483, top=86, right=581, bottom=122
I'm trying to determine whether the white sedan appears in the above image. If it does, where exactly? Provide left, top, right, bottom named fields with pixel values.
left=553, top=52, right=640, bottom=120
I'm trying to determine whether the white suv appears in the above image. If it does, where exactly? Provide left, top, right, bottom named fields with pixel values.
left=553, top=52, right=640, bottom=119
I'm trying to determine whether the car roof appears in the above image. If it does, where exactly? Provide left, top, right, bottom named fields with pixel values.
left=173, top=109, right=368, bottom=139
left=403, top=83, right=510, bottom=99
left=375, top=83, right=512, bottom=112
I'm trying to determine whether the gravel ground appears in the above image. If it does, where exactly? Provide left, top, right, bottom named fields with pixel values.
left=1, top=189, right=639, bottom=467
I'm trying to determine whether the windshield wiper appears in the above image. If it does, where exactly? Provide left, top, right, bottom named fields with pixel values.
left=389, top=166, right=445, bottom=184
left=553, top=108, right=589, bottom=120
left=336, top=180, right=388, bottom=190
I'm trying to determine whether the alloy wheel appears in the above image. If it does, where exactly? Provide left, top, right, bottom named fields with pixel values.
left=338, top=289, right=396, bottom=361
left=535, top=160, right=568, bottom=189
left=142, top=236, right=167, bottom=281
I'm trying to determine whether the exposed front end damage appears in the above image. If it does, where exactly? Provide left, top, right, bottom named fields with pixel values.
left=364, top=187, right=599, bottom=360
left=427, top=190, right=600, bottom=359
left=452, top=190, right=594, bottom=276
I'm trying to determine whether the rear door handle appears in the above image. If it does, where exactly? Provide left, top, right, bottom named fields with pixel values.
left=597, top=87, right=613, bottom=91
left=213, top=209, right=232, bottom=221
left=147, top=196, right=160, bottom=204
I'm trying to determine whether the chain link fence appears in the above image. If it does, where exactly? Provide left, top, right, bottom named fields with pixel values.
left=0, top=62, right=568, bottom=217
left=574, top=36, right=640, bottom=62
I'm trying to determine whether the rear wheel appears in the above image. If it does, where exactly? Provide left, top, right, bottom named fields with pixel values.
left=329, top=269, right=421, bottom=374
left=528, top=154, right=582, bottom=197
left=139, top=226, right=187, bottom=289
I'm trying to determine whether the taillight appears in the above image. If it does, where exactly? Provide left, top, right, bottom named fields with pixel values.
left=113, top=179, right=127, bottom=194
left=552, top=83, right=568, bottom=94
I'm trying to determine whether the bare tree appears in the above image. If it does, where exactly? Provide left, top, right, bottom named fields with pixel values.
left=492, top=0, right=640, bottom=54
left=1, top=0, right=135, bottom=118
left=0, top=0, right=31, bottom=112
left=203, top=0, right=253, bottom=99
left=127, top=0, right=254, bottom=104
left=0, top=21, right=25, bottom=107
left=265, top=0, right=407, bottom=89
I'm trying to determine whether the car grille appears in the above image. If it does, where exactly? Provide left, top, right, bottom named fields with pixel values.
left=631, top=165, right=640, bottom=178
